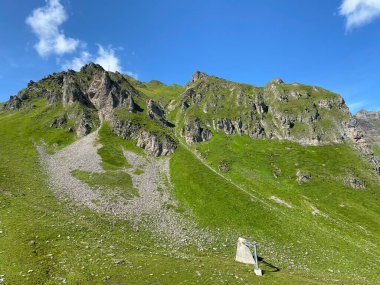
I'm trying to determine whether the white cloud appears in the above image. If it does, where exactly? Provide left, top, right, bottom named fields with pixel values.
left=27, top=1, right=137, bottom=78
left=61, top=45, right=138, bottom=79
left=94, top=45, right=123, bottom=73
left=61, top=51, right=91, bottom=71
left=26, top=0, right=79, bottom=57
left=340, top=0, right=380, bottom=29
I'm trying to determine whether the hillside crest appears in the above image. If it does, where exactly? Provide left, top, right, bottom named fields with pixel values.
left=1, top=63, right=379, bottom=174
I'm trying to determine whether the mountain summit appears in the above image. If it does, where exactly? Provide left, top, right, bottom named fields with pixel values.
left=1, top=63, right=379, bottom=174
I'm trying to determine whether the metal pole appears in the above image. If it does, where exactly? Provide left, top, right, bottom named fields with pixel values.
left=253, top=242, right=259, bottom=270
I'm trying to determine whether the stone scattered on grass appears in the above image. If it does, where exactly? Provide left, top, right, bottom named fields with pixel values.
left=296, top=170, right=311, bottom=184
left=312, top=208, right=320, bottom=215
left=344, top=177, right=365, bottom=190
left=114, top=259, right=125, bottom=265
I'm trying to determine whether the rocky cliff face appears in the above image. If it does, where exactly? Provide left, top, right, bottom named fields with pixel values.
left=177, top=71, right=379, bottom=175
left=1, top=63, right=176, bottom=156
left=1, top=65, right=379, bottom=169
left=355, top=110, right=380, bottom=147
left=111, top=115, right=176, bottom=157
left=343, top=118, right=380, bottom=175
left=178, top=71, right=351, bottom=145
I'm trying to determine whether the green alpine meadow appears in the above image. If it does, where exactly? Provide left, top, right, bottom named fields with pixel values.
left=0, top=63, right=379, bottom=284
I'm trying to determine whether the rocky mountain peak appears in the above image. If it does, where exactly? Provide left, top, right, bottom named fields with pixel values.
left=80, top=62, right=105, bottom=75
left=268, top=78, right=284, bottom=85
left=191, top=71, right=208, bottom=82
left=1, top=65, right=380, bottom=166
left=356, top=109, right=380, bottom=120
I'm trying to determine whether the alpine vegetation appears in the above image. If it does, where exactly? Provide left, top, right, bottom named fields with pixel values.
left=0, top=64, right=379, bottom=284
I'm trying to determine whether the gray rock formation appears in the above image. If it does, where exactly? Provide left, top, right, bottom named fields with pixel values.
left=192, top=71, right=208, bottom=82
left=343, top=118, right=380, bottom=175
left=2, top=65, right=380, bottom=163
left=147, top=99, right=170, bottom=126
left=1, top=96, right=22, bottom=110
left=182, top=118, right=213, bottom=144
left=86, top=71, right=137, bottom=120
left=76, top=114, right=93, bottom=137
left=62, top=75, right=89, bottom=107
left=296, top=170, right=311, bottom=184
left=181, top=73, right=354, bottom=147
left=111, top=116, right=176, bottom=156
left=111, top=118, right=141, bottom=140
left=80, top=62, right=105, bottom=76
left=269, top=78, right=284, bottom=85
left=355, top=110, right=380, bottom=148
left=136, top=131, right=176, bottom=156
left=213, top=118, right=235, bottom=135
left=344, top=177, right=366, bottom=190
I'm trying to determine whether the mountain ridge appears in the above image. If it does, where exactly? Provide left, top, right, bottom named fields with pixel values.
left=1, top=63, right=379, bottom=175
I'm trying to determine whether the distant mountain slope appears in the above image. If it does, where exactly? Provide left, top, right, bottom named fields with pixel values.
left=355, top=110, right=380, bottom=156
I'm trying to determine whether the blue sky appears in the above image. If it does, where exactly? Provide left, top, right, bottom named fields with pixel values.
left=1, top=0, right=380, bottom=113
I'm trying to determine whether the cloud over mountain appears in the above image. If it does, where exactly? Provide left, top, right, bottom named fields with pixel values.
left=26, top=0, right=80, bottom=57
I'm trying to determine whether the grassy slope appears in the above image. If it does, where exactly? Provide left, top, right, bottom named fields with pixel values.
left=178, top=78, right=351, bottom=144
left=135, top=81, right=184, bottom=109
left=170, top=136, right=380, bottom=284
left=1, top=82, right=379, bottom=284
left=373, top=145, right=380, bottom=158
left=0, top=103, right=316, bottom=284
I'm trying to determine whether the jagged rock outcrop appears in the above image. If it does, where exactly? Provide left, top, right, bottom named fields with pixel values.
left=343, top=118, right=380, bottom=175
left=136, top=131, right=176, bottom=156
left=356, top=110, right=380, bottom=121
left=182, top=118, right=213, bottom=144
left=213, top=118, right=235, bottom=135
left=179, top=72, right=360, bottom=148
left=1, top=96, right=22, bottom=110
left=2, top=66, right=380, bottom=162
left=111, top=118, right=141, bottom=139
left=269, top=78, right=284, bottom=85
left=86, top=71, right=138, bottom=120
left=62, top=75, right=89, bottom=107
left=210, top=117, right=266, bottom=138
left=147, top=99, right=170, bottom=126
left=76, top=114, right=93, bottom=137
left=192, top=71, right=208, bottom=82
left=355, top=110, right=380, bottom=148
left=111, top=116, right=176, bottom=156
left=80, top=62, right=105, bottom=76
left=344, top=177, right=366, bottom=189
